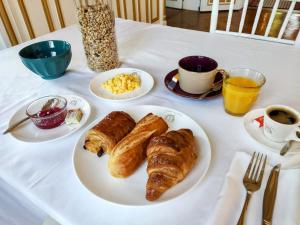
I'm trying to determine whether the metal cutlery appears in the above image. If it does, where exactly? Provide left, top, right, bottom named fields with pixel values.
left=198, top=83, right=222, bottom=100
left=262, top=164, right=281, bottom=225
left=280, top=131, right=300, bottom=156
left=3, top=98, right=58, bottom=135
left=280, top=140, right=294, bottom=156
left=237, top=152, right=267, bottom=225
left=167, top=74, right=179, bottom=90
left=167, top=74, right=222, bottom=99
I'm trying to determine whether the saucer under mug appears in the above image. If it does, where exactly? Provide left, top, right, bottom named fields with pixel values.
left=164, top=69, right=223, bottom=100
left=244, top=108, right=300, bottom=154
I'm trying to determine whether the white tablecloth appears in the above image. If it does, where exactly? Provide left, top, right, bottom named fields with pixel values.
left=0, top=178, right=46, bottom=225
left=0, top=19, right=300, bottom=225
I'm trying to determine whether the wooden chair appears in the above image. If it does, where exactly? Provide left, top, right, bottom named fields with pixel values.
left=210, top=0, right=300, bottom=46
left=114, top=0, right=165, bottom=24
left=0, top=0, right=165, bottom=48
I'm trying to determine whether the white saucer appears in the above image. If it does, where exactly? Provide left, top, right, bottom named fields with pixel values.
left=244, top=108, right=300, bottom=153
left=89, top=68, right=154, bottom=102
left=9, top=95, right=91, bottom=143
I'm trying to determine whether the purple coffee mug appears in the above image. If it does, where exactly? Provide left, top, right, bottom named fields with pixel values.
left=178, top=56, right=218, bottom=94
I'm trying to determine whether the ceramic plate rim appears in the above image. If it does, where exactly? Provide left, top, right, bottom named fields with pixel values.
left=89, top=68, right=154, bottom=102
left=8, top=94, right=91, bottom=143
left=72, top=105, right=211, bottom=207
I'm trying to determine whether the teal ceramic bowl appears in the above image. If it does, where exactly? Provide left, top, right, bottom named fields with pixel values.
left=19, top=40, right=72, bottom=80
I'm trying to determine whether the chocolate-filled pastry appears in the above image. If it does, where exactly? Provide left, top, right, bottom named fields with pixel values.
left=84, top=111, right=136, bottom=157
left=146, top=129, right=197, bottom=201
left=109, top=113, right=168, bottom=178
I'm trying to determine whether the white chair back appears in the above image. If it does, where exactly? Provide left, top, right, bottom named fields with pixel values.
left=210, top=0, right=300, bottom=46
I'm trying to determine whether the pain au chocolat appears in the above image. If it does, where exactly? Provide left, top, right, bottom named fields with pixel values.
left=84, top=111, right=136, bottom=157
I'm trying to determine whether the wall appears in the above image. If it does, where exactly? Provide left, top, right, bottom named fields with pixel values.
left=200, top=0, right=243, bottom=11
left=166, top=0, right=183, bottom=9
left=166, top=0, right=243, bottom=11
left=183, top=0, right=200, bottom=11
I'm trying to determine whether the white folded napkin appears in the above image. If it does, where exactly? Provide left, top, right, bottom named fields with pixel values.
left=208, top=151, right=300, bottom=225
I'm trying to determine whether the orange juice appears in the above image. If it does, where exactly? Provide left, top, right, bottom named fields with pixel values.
left=223, top=76, right=260, bottom=116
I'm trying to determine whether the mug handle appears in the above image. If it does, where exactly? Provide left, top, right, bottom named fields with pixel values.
left=214, top=69, right=229, bottom=86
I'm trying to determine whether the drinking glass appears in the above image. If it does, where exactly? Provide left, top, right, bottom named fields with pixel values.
left=222, top=68, right=266, bottom=116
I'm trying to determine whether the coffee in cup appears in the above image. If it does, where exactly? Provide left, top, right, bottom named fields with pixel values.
left=178, top=56, right=219, bottom=94
left=264, top=105, right=300, bottom=143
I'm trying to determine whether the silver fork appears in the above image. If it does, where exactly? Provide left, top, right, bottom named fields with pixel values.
left=237, top=152, right=267, bottom=225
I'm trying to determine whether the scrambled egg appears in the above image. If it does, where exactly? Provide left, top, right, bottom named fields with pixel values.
left=101, top=73, right=141, bottom=94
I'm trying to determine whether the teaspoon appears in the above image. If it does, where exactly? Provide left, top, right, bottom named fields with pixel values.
left=280, top=131, right=300, bottom=156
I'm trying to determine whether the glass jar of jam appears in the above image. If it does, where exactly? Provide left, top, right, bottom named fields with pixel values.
left=26, top=96, right=67, bottom=129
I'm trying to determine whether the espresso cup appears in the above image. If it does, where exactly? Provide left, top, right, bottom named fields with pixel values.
left=263, top=105, right=300, bottom=143
left=178, top=56, right=218, bottom=94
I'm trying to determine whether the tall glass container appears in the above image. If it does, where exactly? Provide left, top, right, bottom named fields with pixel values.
left=76, top=0, right=119, bottom=71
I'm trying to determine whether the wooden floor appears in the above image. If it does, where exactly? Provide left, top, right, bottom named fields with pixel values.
left=166, top=7, right=300, bottom=40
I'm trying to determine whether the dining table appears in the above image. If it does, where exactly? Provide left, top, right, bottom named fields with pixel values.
left=0, top=18, right=300, bottom=225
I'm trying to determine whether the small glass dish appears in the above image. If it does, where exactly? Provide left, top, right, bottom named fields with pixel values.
left=26, top=96, right=67, bottom=129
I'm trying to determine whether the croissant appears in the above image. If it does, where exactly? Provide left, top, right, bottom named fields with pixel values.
left=84, top=111, right=136, bottom=157
left=146, top=129, right=197, bottom=201
left=109, top=113, right=168, bottom=178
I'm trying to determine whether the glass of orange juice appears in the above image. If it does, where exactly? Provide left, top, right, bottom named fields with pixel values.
left=222, top=68, right=266, bottom=116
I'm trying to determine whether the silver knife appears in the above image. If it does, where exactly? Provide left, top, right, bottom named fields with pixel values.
left=262, top=164, right=281, bottom=225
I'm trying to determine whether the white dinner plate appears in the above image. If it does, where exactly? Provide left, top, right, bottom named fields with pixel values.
left=89, top=68, right=154, bottom=102
left=73, top=105, right=211, bottom=206
left=9, top=95, right=91, bottom=143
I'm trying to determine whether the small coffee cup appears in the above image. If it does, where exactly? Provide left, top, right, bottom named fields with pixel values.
left=178, top=56, right=219, bottom=94
left=263, top=105, right=300, bottom=143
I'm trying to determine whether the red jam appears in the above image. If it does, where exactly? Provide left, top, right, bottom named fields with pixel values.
left=33, top=107, right=67, bottom=129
